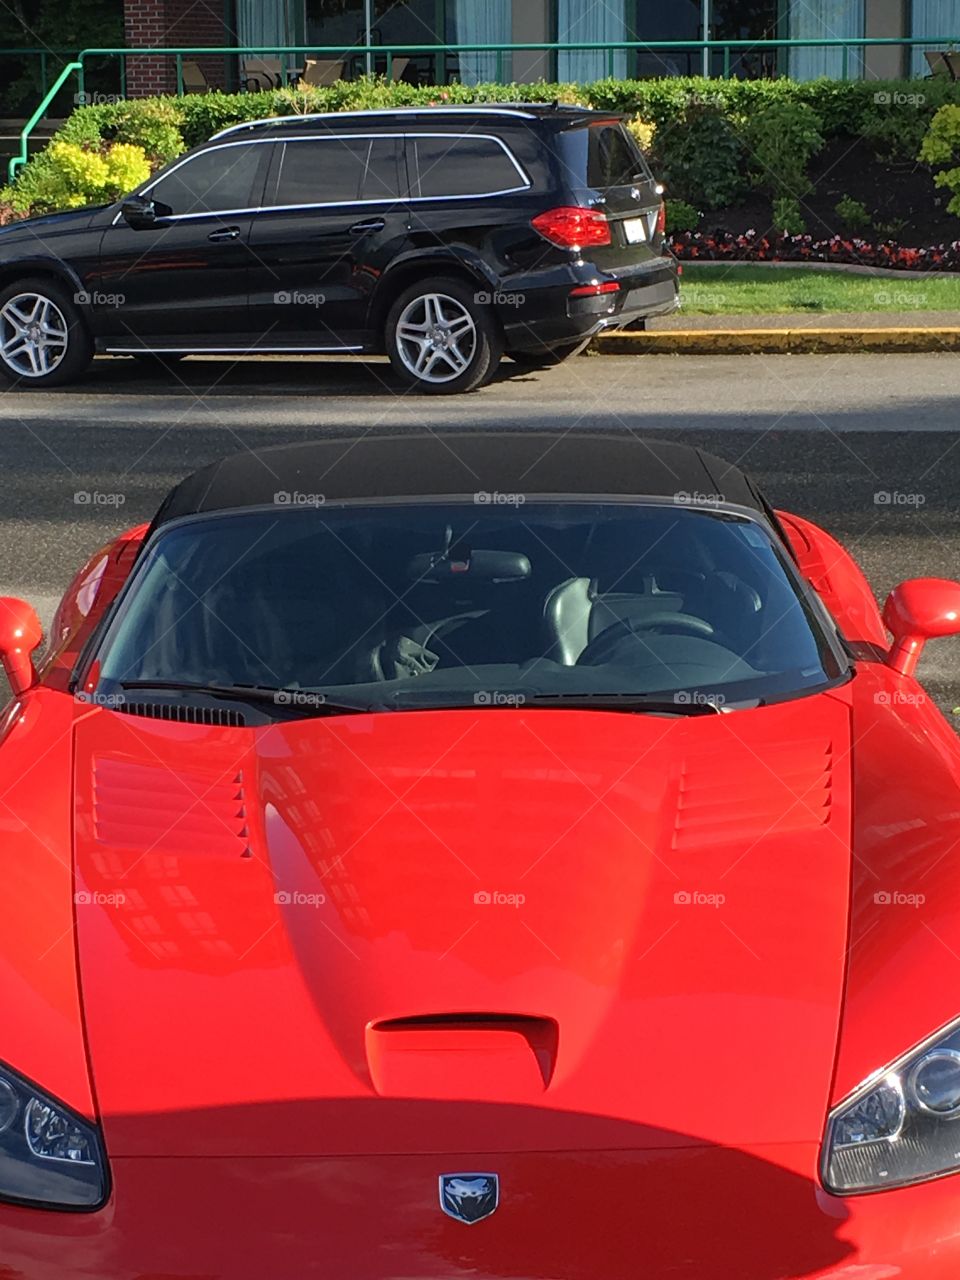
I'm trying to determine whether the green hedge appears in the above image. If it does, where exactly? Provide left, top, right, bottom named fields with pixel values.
left=6, top=75, right=960, bottom=220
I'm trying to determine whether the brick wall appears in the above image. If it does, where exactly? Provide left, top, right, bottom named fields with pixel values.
left=123, top=0, right=232, bottom=97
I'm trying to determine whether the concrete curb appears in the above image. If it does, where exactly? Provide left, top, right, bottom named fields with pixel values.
left=595, top=328, right=960, bottom=355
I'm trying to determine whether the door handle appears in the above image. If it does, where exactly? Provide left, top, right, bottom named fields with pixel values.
left=208, top=226, right=241, bottom=242
left=348, top=218, right=385, bottom=235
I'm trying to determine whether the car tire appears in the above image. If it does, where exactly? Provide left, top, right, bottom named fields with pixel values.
left=510, top=341, right=584, bottom=370
left=385, top=277, right=503, bottom=394
left=0, top=277, right=93, bottom=388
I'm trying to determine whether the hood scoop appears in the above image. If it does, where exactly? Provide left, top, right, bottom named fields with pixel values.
left=673, top=737, right=833, bottom=849
left=92, top=756, right=251, bottom=857
left=365, top=1015, right=559, bottom=1099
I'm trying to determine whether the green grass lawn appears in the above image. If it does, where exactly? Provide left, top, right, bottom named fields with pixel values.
left=679, top=265, right=960, bottom=315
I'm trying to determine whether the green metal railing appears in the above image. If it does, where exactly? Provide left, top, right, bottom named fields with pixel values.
left=8, top=36, right=960, bottom=182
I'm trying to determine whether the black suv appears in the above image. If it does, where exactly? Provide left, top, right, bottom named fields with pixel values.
left=0, top=105, right=678, bottom=394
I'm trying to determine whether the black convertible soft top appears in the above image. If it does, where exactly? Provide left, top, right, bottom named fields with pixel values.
left=148, top=431, right=769, bottom=533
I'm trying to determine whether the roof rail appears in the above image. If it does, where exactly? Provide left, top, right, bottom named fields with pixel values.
left=210, top=105, right=543, bottom=140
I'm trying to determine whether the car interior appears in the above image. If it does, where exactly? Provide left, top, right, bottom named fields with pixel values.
left=99, top=502, right=835, bottom=708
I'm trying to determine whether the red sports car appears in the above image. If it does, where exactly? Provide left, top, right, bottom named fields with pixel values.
left=1, top=431, right=960, bottom=1278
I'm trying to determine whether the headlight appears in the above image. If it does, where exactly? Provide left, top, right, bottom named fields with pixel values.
left=0, top=1062, right=107, bottom=1209
left=823, top=1016, right=960, bottom=1193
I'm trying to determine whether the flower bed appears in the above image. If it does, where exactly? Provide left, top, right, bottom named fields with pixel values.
left=668, top=229, right=960, bottom=272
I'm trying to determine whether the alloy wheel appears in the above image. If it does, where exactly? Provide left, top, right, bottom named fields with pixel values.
left=395, top=293, right=478, bottom=384
left=0, top=292, right=69, bottom=378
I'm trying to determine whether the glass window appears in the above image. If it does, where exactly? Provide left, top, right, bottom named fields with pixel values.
left=267, top=137, right=400, bottom=205
left=408, top=136, right=525, bottom=198
left=586, top=123, right=651, bottom=188
left=272, top=138, right=369, bottom=205
left=557, top=0, right=627, bottom=80
left=149, top=145, right=265, bottom=216
left=95, top=502, right=842, bottom=712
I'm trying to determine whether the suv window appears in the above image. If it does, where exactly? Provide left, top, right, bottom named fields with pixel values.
left=149, top=144, right=265, bottom=216
left=269, top=137, right=400, bottom=206
left=587, top=123, right=651, bottom=188
left=407, top=135, right=526, bottom=198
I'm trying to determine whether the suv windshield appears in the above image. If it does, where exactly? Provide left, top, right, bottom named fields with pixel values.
left=93, top=501, right=844, bottom=713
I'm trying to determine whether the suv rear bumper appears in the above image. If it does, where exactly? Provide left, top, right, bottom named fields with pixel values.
left=500, top=253, right=680, bottom=353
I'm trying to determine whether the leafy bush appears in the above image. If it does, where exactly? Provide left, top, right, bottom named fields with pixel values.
left=99, top=99, right=185, bottom=164
left=2, top=140, right=150, bottom=214
left=664, top=199, right=700, bottom=233
left=920, top=104, right=960, bottom=216
left=772, top=196, right=806, bottom=235
left=654, top=101, right=746, bottom=210
left=834, top=194, right=872, bottom=230
left=625, top=116, right=655, bottom=153
left=741, top=99, right=824, bottom=201
left=5, top=74, right=960, bottom=219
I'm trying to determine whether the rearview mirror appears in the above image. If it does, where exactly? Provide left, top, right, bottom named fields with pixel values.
left=121, top=196, right=157, bottom=229
left=883, top=577, right=960, bottom=676
left=0, top=597, right=42, bottom=695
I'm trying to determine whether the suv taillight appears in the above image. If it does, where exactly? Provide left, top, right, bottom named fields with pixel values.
left=656, top=202, right=666, bottom=235
left=532, top=207, right=611, bottom=250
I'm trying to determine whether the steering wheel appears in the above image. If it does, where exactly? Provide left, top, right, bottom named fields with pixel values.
left=577, top=612, right=716, bottom=666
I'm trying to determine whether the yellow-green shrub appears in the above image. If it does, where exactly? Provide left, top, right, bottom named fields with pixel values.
left=920, top=104, right=960, bottom=216
left=3, top=140, right=150, bottom=215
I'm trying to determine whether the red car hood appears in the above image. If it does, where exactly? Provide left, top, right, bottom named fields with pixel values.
left=72, top=695, right=852, bottom=1157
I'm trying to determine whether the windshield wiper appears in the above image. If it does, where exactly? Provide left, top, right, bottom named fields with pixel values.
left=526, top=692, right=727, bottom=715
left=116, top=681, right=376, bottom=715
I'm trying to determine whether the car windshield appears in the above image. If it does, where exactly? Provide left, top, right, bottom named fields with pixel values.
left=93, top=501, right=844, bottom=712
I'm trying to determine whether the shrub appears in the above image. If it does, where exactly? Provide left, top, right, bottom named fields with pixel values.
left=6, top=74, right=960, bottom=220
left=99, top=98, right=185, bottom=164
left=653, top=100, right=746, bottom=211
left=625, top=116, right=655, bottom=153
left=920, top=103, right=960, bottom=216
left=3, top=140, right=150, bottom=214
left=665, top=199, right=700, bottom=233
left=772, top=196, right=806, bottom=235
left=834, top=194, right=872, bottom=230
left=741, top=99, right=824, bottom=201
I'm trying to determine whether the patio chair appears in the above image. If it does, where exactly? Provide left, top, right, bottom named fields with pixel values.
left=242, top=56, right=285, bottom=92
left=390, top=56, right=410, bottom=82
left=300, top=58, right=345, bottom=87
left=181, top=60, right=211, bottom=94
left=924, top=50, right=952, bottom=77
left=946, top=51, right=960, bottom=80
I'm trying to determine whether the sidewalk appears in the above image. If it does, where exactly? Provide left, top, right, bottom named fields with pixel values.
left=598, top=310, right=960, bottom=354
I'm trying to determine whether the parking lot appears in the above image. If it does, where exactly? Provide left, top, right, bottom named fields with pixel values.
left=4, top=349, right=960, bottom=710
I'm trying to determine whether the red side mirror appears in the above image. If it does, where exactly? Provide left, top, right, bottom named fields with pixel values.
left=0, top=597, right=42, bottom=695
left=882, top=578, right=960, bottom=676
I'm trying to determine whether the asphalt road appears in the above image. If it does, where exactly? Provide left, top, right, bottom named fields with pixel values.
left=3, top=350, right=960, bottom=712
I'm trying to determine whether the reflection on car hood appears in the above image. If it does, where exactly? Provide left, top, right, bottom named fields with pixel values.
left=71, top=694, right=852, bottom=1157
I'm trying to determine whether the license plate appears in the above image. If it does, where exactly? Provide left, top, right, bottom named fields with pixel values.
left=623, top=216, right=647, bottom=244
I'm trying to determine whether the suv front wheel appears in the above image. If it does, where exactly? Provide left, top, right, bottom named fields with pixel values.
left=0, top=278, right=92, bottom=387
left=386, top=278, right=502, bottom=394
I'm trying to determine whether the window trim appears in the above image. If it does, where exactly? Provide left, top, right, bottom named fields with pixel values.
left=111, top=131, right=532, bottom=226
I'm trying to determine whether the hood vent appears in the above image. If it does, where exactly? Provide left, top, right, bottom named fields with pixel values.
left=672, top=738, right=833, bottom=850
left=92, top=757, right=251, bottom=856
left=113, top=700, right=246, bottom=728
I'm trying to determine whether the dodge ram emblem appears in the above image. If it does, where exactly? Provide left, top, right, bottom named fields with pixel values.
left=439, top=1173, right=499, bottom=1224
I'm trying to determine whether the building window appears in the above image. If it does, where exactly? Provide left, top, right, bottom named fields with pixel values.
left=448, top=0, right=512, bottom=84
left=910, top=0, right=956, bottom=75
left=304, top=0, right=445, bottom=81
left=557, top=0, right=628, bottom=80
left=786, top=0, right=865, bottom=79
